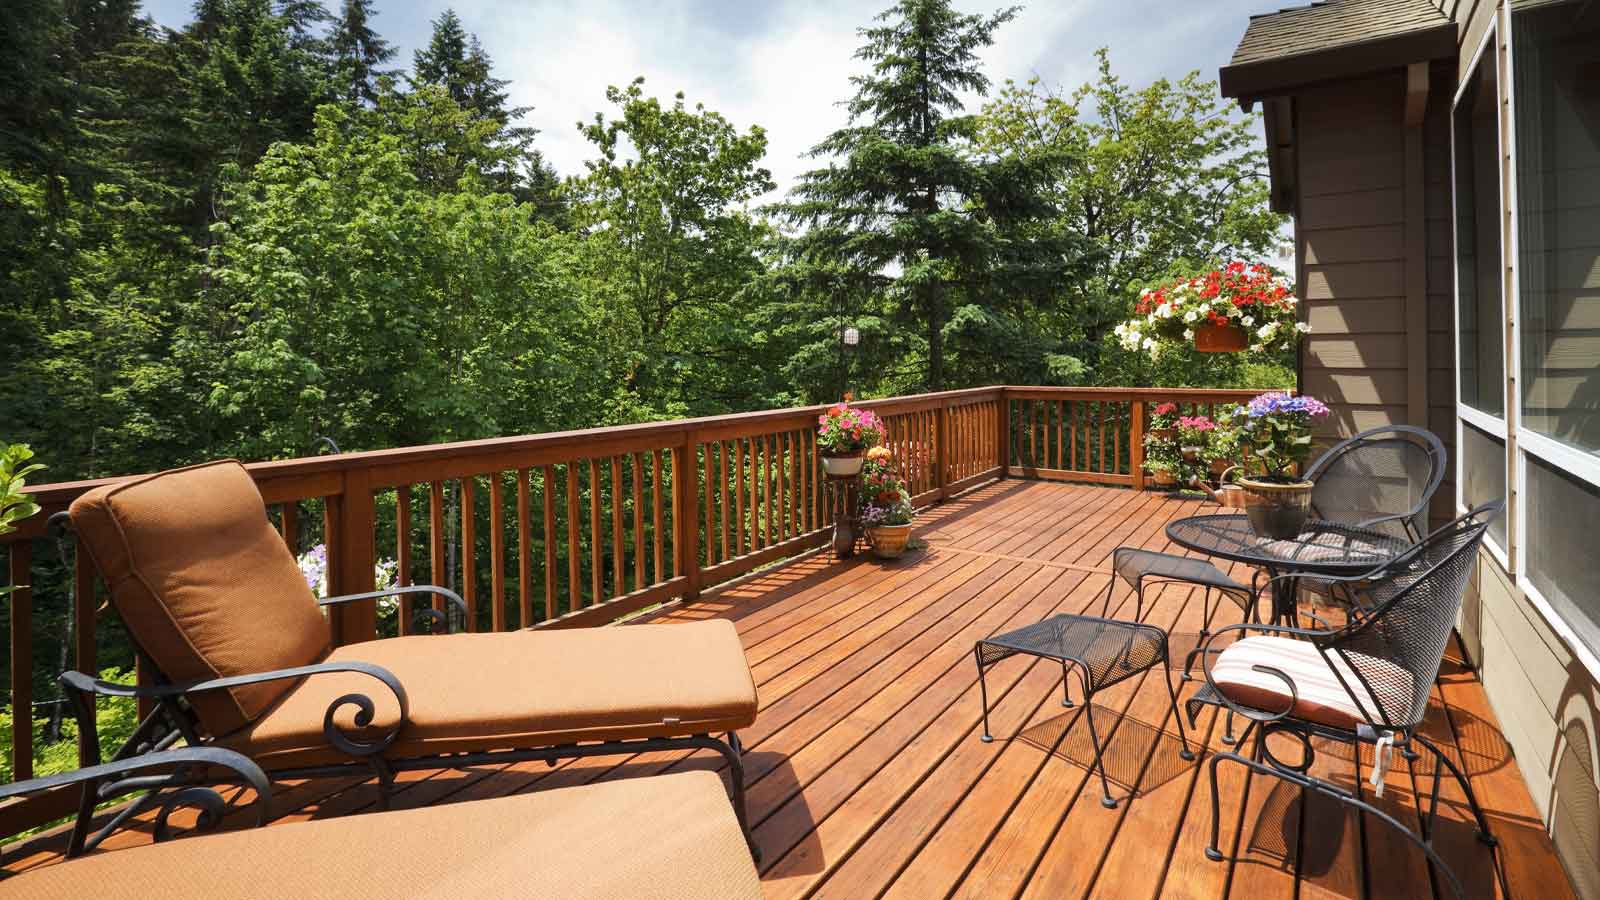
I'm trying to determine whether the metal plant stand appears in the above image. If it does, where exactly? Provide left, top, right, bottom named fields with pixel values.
left=974, top=613, right=1194, bottom=809
left=827, top=473, right=859, bottom=559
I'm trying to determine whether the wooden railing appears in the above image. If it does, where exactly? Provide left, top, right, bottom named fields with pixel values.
left=0, top=384, right=1254, bottom=831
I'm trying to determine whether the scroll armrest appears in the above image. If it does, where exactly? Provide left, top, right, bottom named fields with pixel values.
left=62, top=661, right=410, bottom=758
left=319, top=585, right=467, bottom=634
left=0, top=747, right=269, bottom=806
left=1193, top=622, right=1320, bottom=725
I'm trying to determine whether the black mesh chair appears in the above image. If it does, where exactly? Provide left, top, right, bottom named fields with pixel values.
left=1103, top=547, right=1258, bottom=679
left=1305, top=425, right=1447, bottom=542
left=1186, top=502, right=1502, bottom=900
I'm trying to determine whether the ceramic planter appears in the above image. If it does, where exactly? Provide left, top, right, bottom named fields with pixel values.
left=1151, top=469, right=1177, bottom=487
left=1237, top=476, right=1314, bottom=539
left=1194, top=323, right=1248, bottom=352
left=821, top=451, right=865, bottom=477
left=868, top=523, right=913, bottom=559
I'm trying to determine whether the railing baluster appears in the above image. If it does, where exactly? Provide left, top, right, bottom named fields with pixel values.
left=701, top=445, right=715, bottom=568
left=633, top=452, right=646, bottom=590
left=542, top=464, right=556, bottom=620
left=566, top=463, right=581, bottom=612
left=718, top=442, right=731, bottom=563
left=651, top=452, right=664, bottom=584
left=9, top=542, right=33, bottom=780
left=429, top=481, right=446, bottom=617
left=517, top=469, right=532, bottom=628
left=461, top=478, right=477, bottom=630
left=396, top=487, right=412, bottom=636
left=281, top=501, right=298, bottom=553
left=588, top=460, right=602, bottom=608
left=611, top=456, right=625, bottom=600
left=489, top=473, right=506, bottom=633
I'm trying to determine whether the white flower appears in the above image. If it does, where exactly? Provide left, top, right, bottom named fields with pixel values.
left=1257, top=323, right=1276, bottom=338
left=1156, top=302, right=1172, bottom=318
left=1241, top=315, right=1254, bottom=327
left=1295, top=322, right=1311, bottom=333
left=1142, top=337, right=1156, bottom=351
left=1183, top=328, right=1194, bottom=340
left=1249, top=343, right=1264, bottom=352
left=1183, top=310, right=1200, bottom=323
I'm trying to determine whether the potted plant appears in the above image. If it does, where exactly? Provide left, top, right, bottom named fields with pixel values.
left=1234, top=392, right=1331, bottom=538
left=816, top=396, right=884, bottom=477
left=1177, top=415, right=1215, bottom=463
left=1148, top=402, right=1180, bottom=442
left=1115, top=261, right=1308, bottom=359
left=1, top=444, right=44, bottom=597
left=860, top=447, right=914, bottom=558
left=1142, top=440, right=1180, bottom=488
left=1207, top=404, right=1247, bottom=477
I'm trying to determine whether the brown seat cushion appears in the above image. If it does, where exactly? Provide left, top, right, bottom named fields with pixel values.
left=1211, top=635, right=1409, bottom=730
left=219, top=620, right=758, bottom=767
left=11, top=771, right=762, bottom=900
left=69, top=461, right=330, bottom=736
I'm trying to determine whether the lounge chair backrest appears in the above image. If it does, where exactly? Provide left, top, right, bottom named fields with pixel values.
left=1329, top=501, right=1500, bottom=729
left=1305, top=425, right=1446, bottom=539
left=69, top=460, right=331, bottom=736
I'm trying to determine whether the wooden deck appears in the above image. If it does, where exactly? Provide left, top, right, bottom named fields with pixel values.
left=2, top=479, right=1576, bottom=899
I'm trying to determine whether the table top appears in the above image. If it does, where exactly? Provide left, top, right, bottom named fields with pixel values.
left=977, top=613, right=1167, bottom=691
left=1165, top=514, right=1408, bottom=574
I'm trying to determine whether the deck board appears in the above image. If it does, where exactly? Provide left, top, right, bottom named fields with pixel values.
left=1, top=480, right=1577, bottom=900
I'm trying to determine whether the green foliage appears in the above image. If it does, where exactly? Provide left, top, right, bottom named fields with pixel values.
left=0, top=445, right=45, bottom=574
left=0, top=667, right=138, bottom=786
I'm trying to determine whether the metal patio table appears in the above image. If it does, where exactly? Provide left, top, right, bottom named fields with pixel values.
left=1165, top=514, right=1410, bottom=627
left=974, top=613, right=1193, bottom=809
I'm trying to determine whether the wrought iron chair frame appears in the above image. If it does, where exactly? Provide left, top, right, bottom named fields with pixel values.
left=1304, top=424, right=1448, bottom=543
left=52, top=521, right=757, bottom=861
left=1184, top=502, right=1502, bottom=900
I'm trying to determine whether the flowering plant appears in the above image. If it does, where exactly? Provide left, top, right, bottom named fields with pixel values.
left=1237, top=392, right=1330, bottom=480
left=297, top=544, right=401, bottom=614
left=816, top=397, right=885, bottom=455
left=1177, top=416, right=1215, bottom=447
left=860, top=448, right=914, bottom=526
left=1150, top=402, right=1180, bottom=430
left=1208, top=404, right=1248, bottom=466
left=1114, top=262, right=1307, bottom=360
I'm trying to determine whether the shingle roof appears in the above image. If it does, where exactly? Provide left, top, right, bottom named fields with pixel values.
left=1230, top=0, right=1449, bottom=66
left=1220, top=0, right=1457, bottom=99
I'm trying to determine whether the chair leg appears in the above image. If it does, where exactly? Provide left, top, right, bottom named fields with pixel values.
left=1059, top=657, right=1074, bottom=707
left=711, top=732, right=760, bottom=863
left=1078, top=671, right=1116, bottom=809
left=977, top=647, right=996, bottom=740
left=1414, top=734, right=1497, bottom=846
left=1163, top=666, right=1196, bottom=762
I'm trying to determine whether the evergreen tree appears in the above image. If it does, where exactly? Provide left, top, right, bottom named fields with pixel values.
left=411, top=9, right=537, bottom=196
left=781, top=0, right=1085, bottom=391
left=330, top=0, right=394, bottom=104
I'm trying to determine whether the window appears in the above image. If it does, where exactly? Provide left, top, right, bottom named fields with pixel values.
left=1512, top=1, right=1600, bottom=456
left=1454, top=38, right=1506, bottom=417
left=1461, top=423, right=1509, bottom=551
left=1523, top=456, right=1600, bottom=657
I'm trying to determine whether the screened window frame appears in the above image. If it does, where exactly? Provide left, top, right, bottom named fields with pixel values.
left=1451, top=16, right=1514, bottom=571
left=1499, top=0, right=1600, bottom=681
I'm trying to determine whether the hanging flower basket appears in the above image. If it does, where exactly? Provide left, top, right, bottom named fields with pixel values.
left=1193, top=323, right=1248, bottom=353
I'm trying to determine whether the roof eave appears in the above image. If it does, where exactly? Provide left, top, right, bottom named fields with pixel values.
left=1219, top=21, right=1457, bottom=102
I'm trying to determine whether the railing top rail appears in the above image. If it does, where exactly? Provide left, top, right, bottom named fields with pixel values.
left=11, top=384, right=1262, bottom=513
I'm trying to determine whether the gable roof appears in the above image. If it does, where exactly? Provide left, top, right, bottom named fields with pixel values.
left=1220, top=0, right=1457, bottom=101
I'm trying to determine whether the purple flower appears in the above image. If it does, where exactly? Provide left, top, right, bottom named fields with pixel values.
left=1246, top=392, right=1329, bottom=419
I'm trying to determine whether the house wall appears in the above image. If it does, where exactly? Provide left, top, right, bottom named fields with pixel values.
left=1285, top=8, right=1600, bottom=894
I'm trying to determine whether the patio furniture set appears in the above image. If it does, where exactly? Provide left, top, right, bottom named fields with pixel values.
left=3, top=426, right=1497, bottom=897
left=972, top=425, right=1499, bottom=900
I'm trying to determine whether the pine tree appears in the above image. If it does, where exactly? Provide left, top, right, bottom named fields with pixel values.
left=410, top=10, right=537, bottom=195
left=781, top=0, right=1084, bottom=390
left=331, top=0, right=394, bottom=104
left=411, top=9, right=469, bottom=102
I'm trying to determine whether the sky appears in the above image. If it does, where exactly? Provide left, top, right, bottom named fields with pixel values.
left=140, top=0, right=1288, bottom=201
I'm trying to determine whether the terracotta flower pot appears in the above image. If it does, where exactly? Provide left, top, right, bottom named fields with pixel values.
left=1149, top=427, right=1177, bottom=442
left=1210, top=458, right=1232, bottom=477
left=1237, top=476, right=1314, bottom=539
left=868, top=524, right=913, bottom=558
left=1194, top=323, right=1248, bottom=353
left=1181, top=446, right=1202, bottom=463
left=1151, top=469, right=1176, bottom=487
left=821, top=451, right=865, bottom=477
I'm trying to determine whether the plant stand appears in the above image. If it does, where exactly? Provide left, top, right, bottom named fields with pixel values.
left=827, top=473, right=860, bottom=559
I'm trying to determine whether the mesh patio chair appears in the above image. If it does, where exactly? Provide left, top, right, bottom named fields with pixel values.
left=1186, top=502, right=1502, bottom=900
left=1305, top=424, right=1447, bottom=543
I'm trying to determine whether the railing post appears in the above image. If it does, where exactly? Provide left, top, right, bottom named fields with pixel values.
left=673, top=436, right=701, bottom=601
left=1130, top=399, right=1146, bottom=492
left=330, top=470, right=377, bottom=643
left=998, top=389, right=1011, bottom=476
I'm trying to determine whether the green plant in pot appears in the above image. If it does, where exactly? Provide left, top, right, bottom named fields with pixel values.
left=859, top=447, right=914, bottom=558
left=816, top=397, right=884, bottom=477
left=1142, top=439, right=1180, bottom=487
left=1235, top=393, right=1329, bottom=538
left=1148, top=402, right=1179, bottom=442
left=1, top=444, right=45, bottom=597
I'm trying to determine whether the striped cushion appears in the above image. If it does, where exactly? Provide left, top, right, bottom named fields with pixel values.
left=1211, top=635, right=1405, bottom=730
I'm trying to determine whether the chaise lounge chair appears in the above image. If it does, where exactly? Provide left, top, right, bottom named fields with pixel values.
left=59, top=460, right=759, bottom=858
left=2, top=748, right=763, bottom=899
